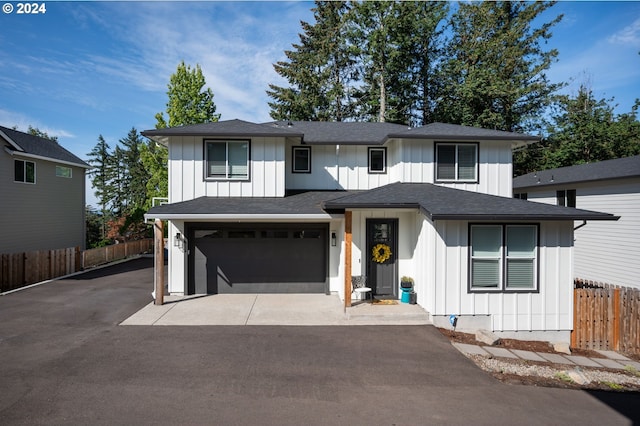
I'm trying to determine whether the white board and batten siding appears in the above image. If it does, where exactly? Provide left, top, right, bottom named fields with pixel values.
left=168, top=136, right=286, bottom=202
left=285, top=138, right=515, bottom=196
left=413, top=218, right=574, bottom=334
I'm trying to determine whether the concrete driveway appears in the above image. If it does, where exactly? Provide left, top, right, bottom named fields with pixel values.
left=0, top=257, right=638, bottom=425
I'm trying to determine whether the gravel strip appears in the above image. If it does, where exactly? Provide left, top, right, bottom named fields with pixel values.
left=468, top=354, right=640, bottom=390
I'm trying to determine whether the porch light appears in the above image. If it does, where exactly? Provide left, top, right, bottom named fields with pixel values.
left=174, top=233, right=181, bottom=247
left=331, top=231, right=337, bottom=247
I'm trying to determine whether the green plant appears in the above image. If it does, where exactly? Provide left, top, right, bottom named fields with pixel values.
left=624, top=365, right=640, bottom=377
left=401, top=276, right=414, bottom=283
left=554, top=372, right=574, bottom=383
left=602, top=381, right=624, bottom=391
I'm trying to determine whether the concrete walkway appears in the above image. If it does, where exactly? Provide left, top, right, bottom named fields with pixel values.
left=453, top=342, right=640, bottom=371
left=121, top=293, right=431, bottom=326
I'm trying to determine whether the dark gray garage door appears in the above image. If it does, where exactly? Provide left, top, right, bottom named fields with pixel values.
left=189, top=223, right=328, bottom=294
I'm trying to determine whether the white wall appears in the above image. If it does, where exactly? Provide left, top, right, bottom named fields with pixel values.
left=285, top=138, right=514, bottom=196
left=411, top=218, right=574, bottom=334
left=168, top=136, right=285, bottom=202
left=519, top=178, right=639, bottom=289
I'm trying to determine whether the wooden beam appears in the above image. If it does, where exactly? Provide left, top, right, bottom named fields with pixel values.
left=344, top=211, right=352, bottom=308
left=154, top=219, right=165, bottom=305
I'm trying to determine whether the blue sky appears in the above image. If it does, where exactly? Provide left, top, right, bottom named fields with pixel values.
left=1, top=1, right=639, bottom=206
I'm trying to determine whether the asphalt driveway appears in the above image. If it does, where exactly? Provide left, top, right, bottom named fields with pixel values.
left=0, top=257, right=638, bottom=425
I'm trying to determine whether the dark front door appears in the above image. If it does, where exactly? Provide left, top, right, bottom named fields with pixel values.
left=366, top=219, right=398, bottom=299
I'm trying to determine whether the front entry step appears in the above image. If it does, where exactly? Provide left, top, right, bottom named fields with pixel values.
left=345, top=303, right=431, bottom=324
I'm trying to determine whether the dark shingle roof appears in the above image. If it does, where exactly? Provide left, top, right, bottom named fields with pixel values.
left=141, top=119, right=302, bottom=139
left=147, top=183, right=618, bottom=221
left=142, top=119, right=538, bottom=146
left=0, top=125, right=89, bottom=167
left=389, top=122, right=539, bottom=142
left=323, top=182, right=618, bottom=221
left=513, top=155, right=640, bottom=189
left=264, top=121, right=410, bottom=145
left=146, top=191, right=357, bottom=218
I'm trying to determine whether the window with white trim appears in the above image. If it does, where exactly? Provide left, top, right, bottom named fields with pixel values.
left=205, top=140, right=249, bottom=180
left=368, top=147, right=387, bottom=174
left=56, top=165, right=72, bottom=178
left=436, top=143, right=478, bottom=182
left=14, top=159, right=35, bottom=184
left=292, top=146, right=311, bottom=173
left=469, top=224, right=538, bottom=292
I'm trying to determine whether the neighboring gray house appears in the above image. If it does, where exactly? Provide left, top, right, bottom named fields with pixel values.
left=0, top=125, right=90, bottom=253
left=144, top=119, right=618, bottom=342
left=513, top=155, right=639, bottom=290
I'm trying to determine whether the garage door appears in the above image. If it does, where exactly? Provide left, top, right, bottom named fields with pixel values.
left=189, top=223, right=328, bottom=294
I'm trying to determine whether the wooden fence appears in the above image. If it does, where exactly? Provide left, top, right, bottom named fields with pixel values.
left=82, top=239, right=153, bottom=269
left=0, top=239, right=153, bottom=293
left=572, top=279, right=640, bottom=355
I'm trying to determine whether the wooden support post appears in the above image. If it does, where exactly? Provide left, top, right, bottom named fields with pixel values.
left=571, top=288, right=577, bottom=349
left=344, top=211, right=352, bottom=309
left=154, top=219, right=165, bottom=306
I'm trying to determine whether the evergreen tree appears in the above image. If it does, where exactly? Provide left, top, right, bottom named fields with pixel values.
left=86, top=135, right=113, bottom=238
left=435, top=1, right=563, bottom=132
left=119, top=127, right=149, bottom=211
left=268, top=1, right=355, bottom=121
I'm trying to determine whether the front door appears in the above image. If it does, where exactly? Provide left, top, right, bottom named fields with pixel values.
left=366, top=219, right=398, bottom=299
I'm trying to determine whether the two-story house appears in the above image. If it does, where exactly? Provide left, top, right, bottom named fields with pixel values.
left=1, top=125, right=90, bottom=253
left=143, top=119, right=617, bottom=342
left=514, top=155, right=639, bottom=289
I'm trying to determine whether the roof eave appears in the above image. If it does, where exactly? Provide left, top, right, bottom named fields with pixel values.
left=144, top=213, right=338, bottom=221
left=430, top=214, right=620, bottom=221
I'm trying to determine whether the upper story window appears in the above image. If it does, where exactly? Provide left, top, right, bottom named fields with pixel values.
left=556, top=189, right=576, bottom=207
left=56, top=165, right=72, bottom=178
left=205, top=140, right=250, bottom=180
left=292, top=146, right=311, bottom=173
left=14, top=159, right=35, bottom=184
left=368, top=147, right=387, bottom=174
left=469, top=224, right=539, bottom=292
left=436, top=143, right=478, bottom=182
left=514, top=193, right=528, bottom=200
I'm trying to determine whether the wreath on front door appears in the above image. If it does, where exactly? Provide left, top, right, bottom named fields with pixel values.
left=372, top=243, right=392, bottom=263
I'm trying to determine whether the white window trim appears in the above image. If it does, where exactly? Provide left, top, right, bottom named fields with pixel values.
left=14, top=159, right=36, bottom=184
left=435, top=143, right=478, bottom=183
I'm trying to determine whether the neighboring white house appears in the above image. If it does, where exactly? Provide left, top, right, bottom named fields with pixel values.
left=143, top=120, right=617, bottom=342
left=513, top=155, right=638, bottom=289
left=0, top=125, right=90, bottom=253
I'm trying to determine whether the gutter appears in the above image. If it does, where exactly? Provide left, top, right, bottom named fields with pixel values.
left=143, top=213, right=339, bottom=222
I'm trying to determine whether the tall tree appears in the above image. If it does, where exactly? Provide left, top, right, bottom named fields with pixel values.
left=514, top=88, right=640, bottom=175
left=86, top=135, right=113, bottom=239
left=268, top=1, right=355, bottom=121
left=119, top=127, right=149, bottom=211
left=155, top=61, right=221, bottom=128
left=435, top=1, right=563, bottom=132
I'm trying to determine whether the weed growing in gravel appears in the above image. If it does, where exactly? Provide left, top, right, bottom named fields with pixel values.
left=603, top=381, right=624, bottom=391
left=554, top=372, right=574, bottom=383
left=624, top=365, right=640, bottom=377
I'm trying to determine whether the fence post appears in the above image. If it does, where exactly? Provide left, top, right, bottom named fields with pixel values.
left=613, top=288, right=621, bottom=351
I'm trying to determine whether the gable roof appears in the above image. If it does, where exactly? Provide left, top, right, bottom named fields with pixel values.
left=513, top=155, right=640, bottom=190
left=142, top=119, right=539, bottom=146
left=0, top=125, right=89, bottom=168
left=323, top=182, right=618, bottom=221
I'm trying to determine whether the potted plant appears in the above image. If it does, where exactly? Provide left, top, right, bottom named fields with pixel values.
left=400, top=276, right=414, bottom=288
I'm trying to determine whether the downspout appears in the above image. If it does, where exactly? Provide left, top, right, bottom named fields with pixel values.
left=336, top=144, right=340, bottom=189
left=574, top=220, right=587, bottom=231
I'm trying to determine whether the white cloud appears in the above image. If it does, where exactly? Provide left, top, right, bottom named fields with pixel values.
left=0, top=108, right=75, bottom=138
left=608, top=17, right=640, bottom=46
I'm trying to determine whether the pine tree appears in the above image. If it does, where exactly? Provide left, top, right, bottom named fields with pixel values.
left=86, top=135, right=113, bottom=239
left=435, top=1, right=563, bottom=132
left=119, top=127, right=149, bottom=211
left=268, top=1, right=355, bottom=121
